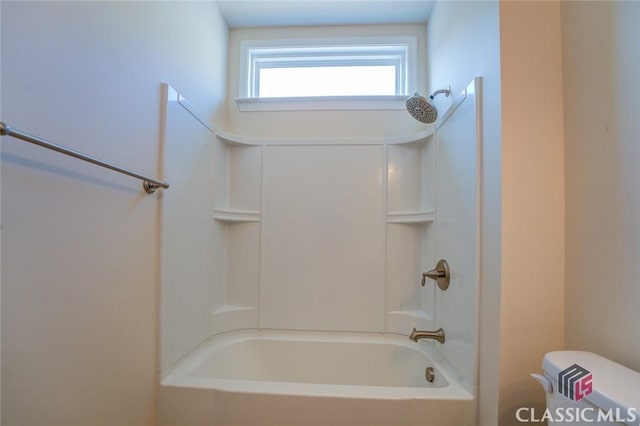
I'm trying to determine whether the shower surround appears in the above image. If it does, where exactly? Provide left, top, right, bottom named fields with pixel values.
left=158, top=79, right=481, bottom=424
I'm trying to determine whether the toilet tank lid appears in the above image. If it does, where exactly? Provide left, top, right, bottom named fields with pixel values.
left=543, top=351, right=640, bottom=419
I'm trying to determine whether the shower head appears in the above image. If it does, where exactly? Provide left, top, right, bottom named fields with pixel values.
left=406, top=94, right=437, bottom=124
left=405, top=88, right=451, bottom=124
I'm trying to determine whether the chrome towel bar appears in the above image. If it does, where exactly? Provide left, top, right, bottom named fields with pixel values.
left=0, top=121, right=169, bottom=194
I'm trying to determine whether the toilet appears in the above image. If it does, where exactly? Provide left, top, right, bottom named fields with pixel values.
left=532, top=351, right=640, bottom=425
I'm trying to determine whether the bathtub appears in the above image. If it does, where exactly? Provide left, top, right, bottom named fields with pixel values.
left=158, top=330, right=475, bottom=426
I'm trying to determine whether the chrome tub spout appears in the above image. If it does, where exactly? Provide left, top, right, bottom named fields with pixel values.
left=409, top=327, right=445, bottom=344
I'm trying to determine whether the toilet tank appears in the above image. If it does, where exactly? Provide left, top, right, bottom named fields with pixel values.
left=536, top=351, right=640, bottom=426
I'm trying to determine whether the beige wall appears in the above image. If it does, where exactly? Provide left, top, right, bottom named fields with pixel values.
left=498, top=1, right=565, bottom=422
left=562, top=1, right=640, bottom=371
left=0, top=2, right=227, bottom=424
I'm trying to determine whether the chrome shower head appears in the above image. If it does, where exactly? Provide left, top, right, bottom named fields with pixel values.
left=405, top=88, right=451, bottom=124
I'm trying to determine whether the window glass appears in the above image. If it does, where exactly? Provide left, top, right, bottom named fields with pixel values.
left=258, top=65, right=397, bottom=97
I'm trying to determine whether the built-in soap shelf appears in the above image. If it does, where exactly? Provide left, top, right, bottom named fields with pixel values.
left=386, top=310, right=433, bottom=332
left=213, top=209, right=261, bottom=223
left=212, top=305, right=256, bottom=315
left=385, top=132, right=435, bottom=335
left=388, top=310, right=432, bottom=321
left=211, top=131, right=262, bottom=334
left=386, top=210, right=434, bottom=224
left=210, top=305, right=259, bottom=335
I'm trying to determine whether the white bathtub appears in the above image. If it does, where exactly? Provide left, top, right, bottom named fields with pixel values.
left=158, top=330, right=475, bottom=426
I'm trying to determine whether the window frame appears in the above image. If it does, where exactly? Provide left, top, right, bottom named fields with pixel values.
left=236, top=36, right=417, bottom=111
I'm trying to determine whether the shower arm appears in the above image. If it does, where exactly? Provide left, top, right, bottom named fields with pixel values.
left=429, top=88, right=451, bottom=100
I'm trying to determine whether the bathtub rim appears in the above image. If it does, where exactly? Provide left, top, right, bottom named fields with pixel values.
left=161, top=329, right=474, bottom=401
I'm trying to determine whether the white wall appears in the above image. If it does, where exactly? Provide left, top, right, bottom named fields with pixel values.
left=427, top=1, right=502, bottom=423
left=1, top=2, right=227, bottom=424
left=562, top=1, right=640, bottom=372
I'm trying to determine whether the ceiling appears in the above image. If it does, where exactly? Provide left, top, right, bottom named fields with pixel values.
left=216, top=1, right=435, bottom=28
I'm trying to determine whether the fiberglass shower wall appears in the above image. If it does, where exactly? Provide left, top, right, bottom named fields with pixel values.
left=159, top=79, right=482, bottom=398
left=158, top=86, right=439, bottom=373
left=209, top=130, right=437, bottom=336
left=160, top=26, right=479, bottom=398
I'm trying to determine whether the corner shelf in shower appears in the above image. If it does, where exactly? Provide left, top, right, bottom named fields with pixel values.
left=388, top=310, right=432, bottom=321
left=211, top=131, right=263, bottom=335
left=384, top=131, right=436, bottom=335
left=386, top=310, right=433, bottom=334
left=386, top=210, right=434, bottom=224
left=214, top=209, right=261, bottom=223
left=211, top=305, right=258, bottom=335
left=212, top=305, right=256, bottom=315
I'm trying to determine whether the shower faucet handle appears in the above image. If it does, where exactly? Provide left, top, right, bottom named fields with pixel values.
left=421, top=259, right=450, bottom=291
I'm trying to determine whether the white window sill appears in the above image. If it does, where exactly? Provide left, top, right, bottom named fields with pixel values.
left=235, top=96, right=408, bottom=112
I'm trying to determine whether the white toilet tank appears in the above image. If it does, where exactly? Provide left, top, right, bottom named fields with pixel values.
left=533, top=351, right=640, bottom=425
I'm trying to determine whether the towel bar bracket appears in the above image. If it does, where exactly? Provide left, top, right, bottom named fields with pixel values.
left=143, top=180, right=164, bottom=194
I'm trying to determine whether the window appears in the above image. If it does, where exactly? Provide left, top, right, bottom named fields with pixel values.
left=236, top=37, right=417, bottom=111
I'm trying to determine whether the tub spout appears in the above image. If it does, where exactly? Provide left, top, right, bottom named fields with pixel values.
left=409, top=327, right=445, bottom=344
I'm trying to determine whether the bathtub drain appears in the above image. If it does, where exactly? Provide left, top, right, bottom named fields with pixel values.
left=425, top=367, right=435, bottom=383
